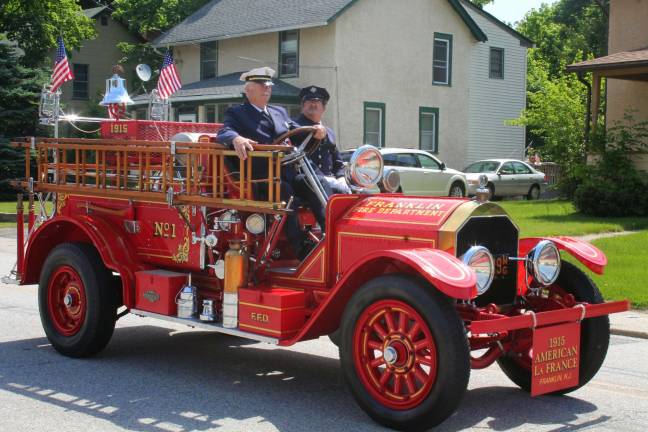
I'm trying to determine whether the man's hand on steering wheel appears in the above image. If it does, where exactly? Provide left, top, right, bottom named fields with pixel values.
left=312, top=125, right=326, bottom=140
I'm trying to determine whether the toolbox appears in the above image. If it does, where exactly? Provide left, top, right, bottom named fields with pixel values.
left=238, top=288, right=305, bottom=338
left=135, top=270, right=187, bottom=315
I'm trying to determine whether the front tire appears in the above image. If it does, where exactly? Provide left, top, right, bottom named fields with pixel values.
left=449, top=182, right=465, bottom=197
left=39, top=243, right=118, bottom=358
left=497, top=262, right=610, bottom=394
left=340, top=275, right=470, bottom=430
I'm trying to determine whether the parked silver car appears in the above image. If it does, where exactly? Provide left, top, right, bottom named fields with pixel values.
left=464, top=159, right=547, bottom=200
left=342, top=148, right=467, bottom=196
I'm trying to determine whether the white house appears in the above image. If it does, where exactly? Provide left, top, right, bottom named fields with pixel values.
left=139, top=0, right=531, bottom=169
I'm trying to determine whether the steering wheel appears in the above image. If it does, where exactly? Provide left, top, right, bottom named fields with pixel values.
left=270, top=126, right=322, bottom=166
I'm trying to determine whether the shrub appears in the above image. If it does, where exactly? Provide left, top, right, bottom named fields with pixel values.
left=573, top=114, right=648, bottom=216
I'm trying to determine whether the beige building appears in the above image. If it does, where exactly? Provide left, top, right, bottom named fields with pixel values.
left=57, top=6, right=141, bottom=113
left=140, top=0, right=530, bottom=169
left=568, top=0, right=648, bottom=171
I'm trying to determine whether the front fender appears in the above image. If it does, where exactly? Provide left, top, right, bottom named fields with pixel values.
left=279, top=248, right=476, bottom=345
left=520, top=236, right=607, bottom=274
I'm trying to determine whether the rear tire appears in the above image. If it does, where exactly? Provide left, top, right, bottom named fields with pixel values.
left=340, top=274, right=470, bottom=430
left=39, top=243, right=118, bottom=358
left=497, top=262, right=610, bottom=394
left=487, top=183, right=498, bottom=201
left=527, top=184, right=541, bottom=200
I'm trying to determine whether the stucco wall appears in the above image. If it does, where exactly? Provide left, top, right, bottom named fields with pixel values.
left=608, top=0, right=648, bottom=171
left=332, top=0, right=475, bottom=169
left=609, top=0, right=648, bottom=53
left=463, top=5, right=527, bottom=164
left=59, top=15, right=139, bottom=113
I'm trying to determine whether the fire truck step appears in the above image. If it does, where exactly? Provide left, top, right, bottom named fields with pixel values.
left=130, top=308, right=280, bottom=344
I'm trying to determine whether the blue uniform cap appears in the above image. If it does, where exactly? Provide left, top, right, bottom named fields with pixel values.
left=299, top=86, right=330, bottom=103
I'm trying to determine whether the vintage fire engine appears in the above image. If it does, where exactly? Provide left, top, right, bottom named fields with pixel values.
left=7, top=75, right=629, bottom=430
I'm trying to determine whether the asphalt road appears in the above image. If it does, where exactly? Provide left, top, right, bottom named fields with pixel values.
left=1, top=231, right=648, bottom=432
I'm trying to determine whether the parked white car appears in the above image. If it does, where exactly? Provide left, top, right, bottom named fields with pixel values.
left=341, top=148, right=467, bottom=197
left=463, top=159, right=547, bottom=200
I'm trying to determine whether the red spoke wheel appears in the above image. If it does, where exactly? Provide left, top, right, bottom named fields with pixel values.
left=498, top=262, right=610, bottom=394
left=47, top=265, right=87, bottom=336
left=39, top=243, right=118, bottom=358
left=340, top=274, right=470, bottom=430
left=353, top=300, right=438, bottom=410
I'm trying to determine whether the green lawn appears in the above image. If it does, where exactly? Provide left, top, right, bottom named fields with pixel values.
left=0, top=201, right=53, bottom=214
left=499, top=200, right=648, bottom=237
left=565, top=231, right=648, bottom=309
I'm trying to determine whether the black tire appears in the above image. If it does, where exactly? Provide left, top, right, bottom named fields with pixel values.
left=449, top=182, right=465, bottom=197
left=527, top=184, right=541, bottom=200
left=497, top=262, right=610, bottom=394
left=340, top=274, right=470, bottom=430
left=39, top=243, right=118, bottom=358
left=487, top=183, right=497, bottom=201
left=328, top=328, right=340, bottom=347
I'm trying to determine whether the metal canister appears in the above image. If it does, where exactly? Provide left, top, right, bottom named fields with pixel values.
left=222, top=240, right=248, bottom=328
left=200, top=299, right=216, bottom=322
left=176, top=274, right=197, bottom=318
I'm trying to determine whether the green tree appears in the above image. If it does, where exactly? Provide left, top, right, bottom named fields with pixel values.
left=0, top=0, right=96, bottom=66
left=111, top=0, right=211, bottom=35
left=111, top=0, right=210, bottom=77
left=0, top=43, right=47, bottom=199
left=509, top=57, right=587, bottom=195
left=471, top=0, right=494, bottom=7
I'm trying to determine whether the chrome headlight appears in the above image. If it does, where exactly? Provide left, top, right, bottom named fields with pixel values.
left=218, top=210, right=239, bottom=231
left=527, top=240, right=561, bottom=286
left=381, top=168, right=400, bottom=193
left=462, top=246, right=494, bottom=295
left=345, top=145, right=383, bottom=189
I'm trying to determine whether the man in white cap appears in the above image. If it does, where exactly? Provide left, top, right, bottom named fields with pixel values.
left=217, top=67, right=327, bottom=259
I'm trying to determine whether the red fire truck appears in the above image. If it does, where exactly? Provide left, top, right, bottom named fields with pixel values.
left=9, top=118, right=629, bottom=430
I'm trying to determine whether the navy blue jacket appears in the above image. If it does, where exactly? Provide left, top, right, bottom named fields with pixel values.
left=293, top=114, right=345, bottom=178
left=217, top=102, right=295, bottom=146
left=217, top=102, right=298, bottom=180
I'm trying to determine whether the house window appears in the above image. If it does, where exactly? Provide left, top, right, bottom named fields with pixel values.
left=72, top=64, right=89, bottom=99
left=200, top=41, right=218, bottom=80
left=490, top=47, right=504, bottom=79
left=100, top=15, right=108, bottom=26
left=432, top=33, right=452, bottom=86
left=363, top=102, right=385, bottom=147
left=279, top=30, right=299, bottom=77
left=419, top=107, right=439, bottom=153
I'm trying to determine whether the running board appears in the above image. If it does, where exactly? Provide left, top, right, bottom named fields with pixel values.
left=130, top=308, right=279, bottom=344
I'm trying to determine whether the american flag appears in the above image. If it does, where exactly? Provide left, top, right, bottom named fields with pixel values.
left=157, top=50, right=182, bottom=100
left=50, top=36, right=74, bottom=92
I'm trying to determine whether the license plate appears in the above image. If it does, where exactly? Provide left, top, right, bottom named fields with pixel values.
left=531, top=322, right=581, bottom=396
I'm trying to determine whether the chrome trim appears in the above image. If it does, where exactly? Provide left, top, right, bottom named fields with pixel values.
left=527, top=240, right=561, bottom=286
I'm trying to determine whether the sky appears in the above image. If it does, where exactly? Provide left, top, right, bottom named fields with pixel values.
left=483, top=0, right=558, bottom=26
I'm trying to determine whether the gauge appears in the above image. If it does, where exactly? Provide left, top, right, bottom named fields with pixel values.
left=218, top=210, right=239, bottom=231
left=245, top=213, right=266, bottom=235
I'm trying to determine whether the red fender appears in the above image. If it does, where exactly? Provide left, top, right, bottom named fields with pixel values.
left=280, top=248, right=476, bottom=345
left=22, top=216, right=148, bottom=306
left=519, top=236, right=607, bottom=275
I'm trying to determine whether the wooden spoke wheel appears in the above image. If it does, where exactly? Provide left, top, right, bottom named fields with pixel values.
left=340, top=274, right=470, bottom=430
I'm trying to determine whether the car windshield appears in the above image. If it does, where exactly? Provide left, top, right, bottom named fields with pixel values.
left=463, top=161, right=500, bottom=173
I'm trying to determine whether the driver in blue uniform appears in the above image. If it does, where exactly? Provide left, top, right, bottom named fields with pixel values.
left=217, top=67, right=327, bottom=259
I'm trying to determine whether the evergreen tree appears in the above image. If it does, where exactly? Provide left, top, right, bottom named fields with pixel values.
left=0, top=43, right=47, bottom=200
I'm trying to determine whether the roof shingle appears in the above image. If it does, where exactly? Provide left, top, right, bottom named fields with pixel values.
left=567, top=48, right=648, bottom=72
left=154, top=0, right=355, bottom=47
